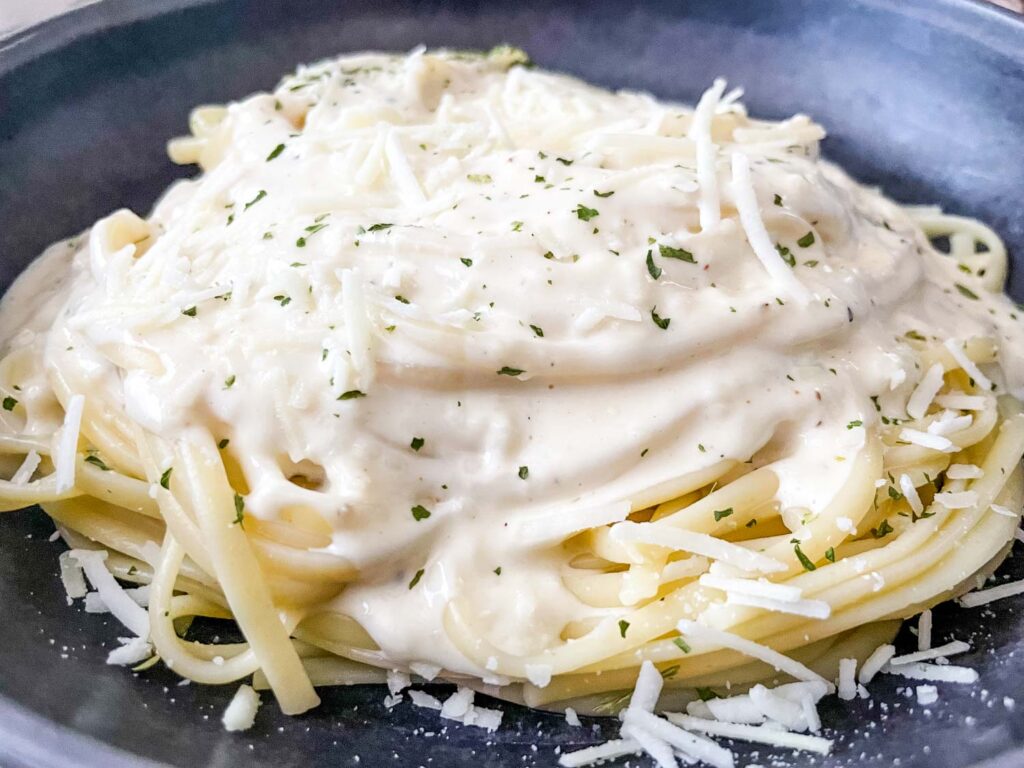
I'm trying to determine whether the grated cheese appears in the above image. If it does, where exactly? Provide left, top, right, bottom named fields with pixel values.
left=408, top=690, right=442, bottom=710
left=665, top=713, right=832, bottom=755
left=899, top=474, right=924, bottom=516
left=629, top=660, right=663, bottom=713
left=934, top=392, right=986, bottom=411
left=889, top=640, right=970, bottom=666
left=856, top=643, right=897, bottom=684
left=69, top=549, right=149, bottom=638
left=881, top=661, right=978, bottom=684
left=106, top=636, right=153, bottom=666
left=933, top=491, right=978, bottom=509
left=947, top=464, right=983, bottom=480
left=677, top=620, right=833, bottom=690
left=730, top=152, right=810, bottom=303
left=222, top=684, right=261, bottom=732
left=906, top=363, right=944, bottom=419
left=899, top=428, right=955, bottom=453
left=943, top=338, right=993, bottom=392
left=959, top=577, right=1024, bottom=608
left=622, top=708, right=735, bottom=768
left=916, top=685, right=939, bottom=706
left=558, top=739, right=643, bottom=768
left=689, top=79, right=725, bottom=231
left=837, top=658, right=857, bottom=701
left=614, top=522, right=786, bottom=574
left=58, top=550, right=88, bottom=604
left=698, top=573, right=802, bottom=602
left=54, top=394, right=85, bottom=494
left=917, top=609, right=932, bottom=651
left=725, top=592, right=831, bottom=620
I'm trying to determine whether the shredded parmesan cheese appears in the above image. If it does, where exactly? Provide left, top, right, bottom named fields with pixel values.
left=837, top=658, right=857, bottom=701
left=906, top=363, right=944, bottom=419
left=943, top=338, right=993, bottom=392
left=615, top=522, right=786, bottom=574
left=677, top=620, right=832, bottom=690
left=222, top=684, right=261, bottom=732
left=858, top=644, right=896, bottom=685
left=730, top=152, right=810, bottom=303
left=959, top=577, right=1024, bottom=608
left=54, top=394, right=84, bottom=493
left=889, top=640, right=970, bottom=666
left=899, top=428, right=955, bottom=452
left=665, top=714, right=832, bottom=755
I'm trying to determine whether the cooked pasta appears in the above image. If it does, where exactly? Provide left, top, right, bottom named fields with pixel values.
left=1, top=47, right=1022, bottom=722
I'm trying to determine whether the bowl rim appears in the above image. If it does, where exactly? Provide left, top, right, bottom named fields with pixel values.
left=1, top=0, right=1023, bottom=766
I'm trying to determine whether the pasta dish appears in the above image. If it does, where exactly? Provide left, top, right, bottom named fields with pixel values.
left=1, top=47, right=1022, bottom=757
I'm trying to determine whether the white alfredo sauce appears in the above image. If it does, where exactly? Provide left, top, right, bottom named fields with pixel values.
left=2, top=48, right=1023, bottom=677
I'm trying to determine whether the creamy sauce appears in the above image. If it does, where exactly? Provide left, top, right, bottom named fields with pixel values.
left=3, top=49, right=1023, bottom=676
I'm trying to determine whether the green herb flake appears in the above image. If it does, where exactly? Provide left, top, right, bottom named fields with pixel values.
left=673, top=637, right=691, bottom=654
left=797, top=231, right=816, bottom=248
left=594, top=190, right=615, bottom=198
left=696, top=687, right=719, bottom=702
left=1, top=396, right=17, bottom=411
left=394, top=295, right=410, bottom=304
left=266, top=143, right=285, bottom=161
left=338, top=390, right=366, bottom=400
left=273, top=294, right=292, bottom=307
left=659, top=244, right=696, bottom=263
left=497, top=366, right=525, bottom=376
left=408, top=568, right=425, bottom=589
left=618, top=619, right=630, bottom=638
left=411, top=504, right=432, bottom=521
left=825, top=547, right=836, bottom=563
left=410, top=437, right=425, bottom=451
left=233, top=493, right=245, bottom=527
left=494, top=566, right=502, bottom=575
left=181, top=306, right=197, bottom=317
left=650, top=307, right=671, bottom=330
left=776, top=244, right=796, bottom=267
left=159, top=467, right=173, bottom=489
left=518, top=465, right=529, bottom=480
left=556, top=157, right=573, bottom=166
left=646, top=249, right=662, bottom=279
left=217, top=438, right=230, bottom=449
left=529, top=324, right=544, bottom=338
left=84, top=455, right=110, bottom=471
left=793, top=540, right=817, bottom=571
left=873, top=519, right=894, bottom=538
left=847, top=420, right=863, bottom=429
left=713, top=507, right=734, bottom=522
left=223, top=374, right=236, bottom=389
left=467, top=173, right=493, bottom=183
left=243, top=190, right=267, bottom=211
left=773, top=193, right=783, bottom=206
left=955, top=283, right=979, bottom=300
left=574, top=204, right=599, bottom=222
left=367, top=223, right=393, bottom=232
left=745, top=518, right=758, bottom=528
left=460, top=257, right=473, bottom=267
left=511, top=220, right=524, bottom=232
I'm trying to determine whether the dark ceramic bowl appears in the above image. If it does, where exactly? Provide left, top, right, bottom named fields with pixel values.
left=1, top=1, right=1024, bottom=766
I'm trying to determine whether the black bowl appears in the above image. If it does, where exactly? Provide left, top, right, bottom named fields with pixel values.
left=2, top=1, right=1024, bottom=766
